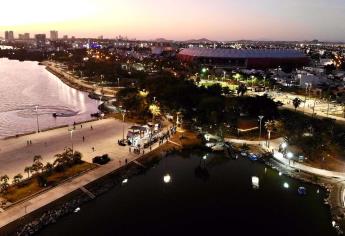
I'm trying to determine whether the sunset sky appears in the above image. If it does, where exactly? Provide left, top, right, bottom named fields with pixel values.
left=1, top=0, right=344, bottom=41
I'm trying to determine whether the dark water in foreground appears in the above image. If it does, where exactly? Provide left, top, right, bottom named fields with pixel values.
left=39, top=150, right=335, bottom=236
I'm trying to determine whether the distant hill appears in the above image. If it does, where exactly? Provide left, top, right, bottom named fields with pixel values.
left=154, top=38, right=173, bottom=42
left=184, top=38, right=215, bottom=43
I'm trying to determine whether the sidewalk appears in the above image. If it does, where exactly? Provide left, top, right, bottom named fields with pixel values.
left=226, top=137, right=345, bottom=179
left=0, top=120, right=171, bottom=229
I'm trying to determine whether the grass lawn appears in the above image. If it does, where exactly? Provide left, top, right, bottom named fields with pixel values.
left=2, top=162, right=96, bottom=203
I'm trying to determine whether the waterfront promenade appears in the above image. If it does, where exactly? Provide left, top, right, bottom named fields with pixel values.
left=43, top=61, right=116, bottom=97
left=226, top=137, right=345, bottom=180
left=0, top=118, right=171, bottom=229
left=0, top=119, right=132, bottom=179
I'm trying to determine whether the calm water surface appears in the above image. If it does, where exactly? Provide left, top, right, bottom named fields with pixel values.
left=39, top=150, right=335, bottom=236
left=0, top=58, right=99, bottom=138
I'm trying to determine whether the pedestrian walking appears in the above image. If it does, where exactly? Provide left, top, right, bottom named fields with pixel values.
left=82, top=136, right=85, bottom=142
left=125, top=159, right=128, bottom=164
left=92, top=147, right=95, bottom=152
left=29, top=140, right=32, bottom=145
left=81, top=124, right=83, bottom=128
left=91, top=125, right=93, bottom=130
left=27, top=140, right=29, bottom=146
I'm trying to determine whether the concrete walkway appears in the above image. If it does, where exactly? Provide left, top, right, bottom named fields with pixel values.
left=226, top=137, right=345, bottom=179
left=0, top=118, right=171, bottom=229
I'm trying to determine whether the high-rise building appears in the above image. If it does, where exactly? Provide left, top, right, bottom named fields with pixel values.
left=50, top=30, right=58, bottom=41
left=35, top=34, right=46, bottom=48
left=4, top=31, right=14, bottom=42
left=24, top=33, right=30, bottom=40
left=18, top=33, right=30, bottom=41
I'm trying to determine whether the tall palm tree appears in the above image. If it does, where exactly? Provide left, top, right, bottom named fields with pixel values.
left=0, top=175, right=10, bottom=193
left=24, top=166, right=31, bottom=179
left=265, top=120, right=276, bottom=148
left=292, top=98, right=302, bottom=111
left=12, top=174, right=23, bottom=185
left=149, top=104, right=161, bottom=122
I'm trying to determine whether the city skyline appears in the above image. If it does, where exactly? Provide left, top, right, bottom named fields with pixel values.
left=1, top=0, right=345, bottom=42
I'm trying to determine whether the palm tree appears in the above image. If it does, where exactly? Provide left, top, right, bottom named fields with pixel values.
left=0, top=175, right=10, bottom=193
left=32, top=155, right=44, bottom=173
left=265, top=120, right=276, bottom=148
left=44, top=162, right=54, bottom=174
left=292, top=98, right=302, bottom=111
left=33, top=155, right=42, bottom=163
left=12, top=174, right=23, bottom=185
left=149, top=104, right=161, bottom=122
left=24, top=166, right=31, bottom=179
left=72, top=151, right=83, bottom=164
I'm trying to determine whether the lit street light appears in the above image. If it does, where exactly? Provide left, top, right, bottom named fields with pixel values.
left=68, top=128, right=74, bottom=153
left=258, top=115, right=264, bottom=140
left=121, top=109, right=126, bottom=140
left=163, top=174, right=171, bottom=183
left=281, top=142, right=287, bottom=150
left=287, top=152, right=293, bottom=166
left=34, top=105, right=40, bottom=133
left=117, top=77, right=120, bottom=87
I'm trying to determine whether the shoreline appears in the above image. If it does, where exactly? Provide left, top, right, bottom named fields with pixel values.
left=3, top=139, right=339, bottom=236
left=264, top=151, right=344, bottom=234
left=42, top=61, right=117, bottom=97
left=1, top=132, right=200, bottom=235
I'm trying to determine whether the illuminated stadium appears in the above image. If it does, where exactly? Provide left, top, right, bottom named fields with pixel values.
left=178, top=48, right=309, bottom=69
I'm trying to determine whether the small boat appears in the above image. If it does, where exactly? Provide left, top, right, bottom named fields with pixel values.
left=249, top=154, right=258, bottom=161
left=298, top=187, right=307, bottom=195
left=74, top=207, right=81, bottom=213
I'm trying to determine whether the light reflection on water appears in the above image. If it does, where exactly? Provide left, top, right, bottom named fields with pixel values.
left=0, top=58, right=99, bottom=138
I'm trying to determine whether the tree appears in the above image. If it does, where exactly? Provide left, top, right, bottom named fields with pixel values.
left=0, top=175, right=10, bottom=193
left=24, top=166, right=31, bottom=179
left=12, top=174, right=23, bottom=185
left=149, top=104, right=161, bottom=122
left=265, top=120, right=276, bottom=147
left=237, top=83, right=247, bottom=96
left=292, top=98, right=302, bottom=111
left=43, top=162, right=54, bottom=174
left=32, top=155, right=43, bottom=174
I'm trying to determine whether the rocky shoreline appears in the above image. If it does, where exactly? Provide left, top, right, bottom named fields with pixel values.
left=265, top=157, right=344, bottom=235
left=5, top=142, right=187, bottom=236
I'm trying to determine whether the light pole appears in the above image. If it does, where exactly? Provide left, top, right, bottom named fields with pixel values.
left=68, top=128, right=74, bottom=153
left=258, top=116, right=264, bottom=140
left=117, top=78, right=120, bottom=87
left=121, top=110, right=126, bottom=140
left=287, top=152, right=293, bottom=166
left=35, top=105, right=40, bottom=133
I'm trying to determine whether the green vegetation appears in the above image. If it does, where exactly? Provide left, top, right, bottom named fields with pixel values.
left=0, top=149, right=96, bottom=203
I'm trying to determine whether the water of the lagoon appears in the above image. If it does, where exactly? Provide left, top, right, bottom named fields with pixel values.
left=39, top=150, right=335, bottom=236
left=0, top=58, right=99, bottom=138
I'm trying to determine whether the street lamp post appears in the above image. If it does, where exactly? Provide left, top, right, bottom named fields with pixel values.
left=258, top=116, right=264, bottom=140
left=35, top=105, right=40, bottom=133
left=68, top=129, right=74, bottom=153
left=121, top=110, right=126, bottom=140
left=117, top=78, right=120, bottom=87
left=287, top=152, right=293, bottom=167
